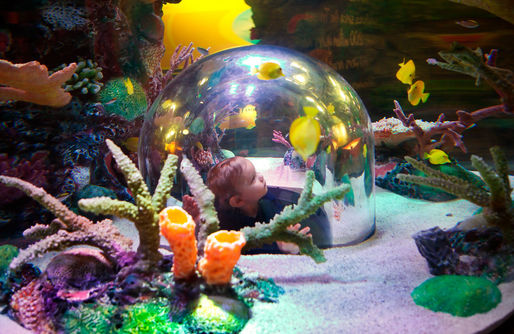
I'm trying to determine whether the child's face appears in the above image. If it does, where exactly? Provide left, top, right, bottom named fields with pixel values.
left=233, top=158, right=267, bottom=206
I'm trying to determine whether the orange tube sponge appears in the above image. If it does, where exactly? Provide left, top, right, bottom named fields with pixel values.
left=198, top=230, right=246, bottom=285
left=159, top=206, right=197, bottom=279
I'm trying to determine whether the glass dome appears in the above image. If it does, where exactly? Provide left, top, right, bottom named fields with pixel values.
left=139, top=44, right=375, bottom=247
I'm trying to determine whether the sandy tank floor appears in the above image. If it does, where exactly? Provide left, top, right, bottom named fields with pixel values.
left=2, top=186, right=513, bottom=333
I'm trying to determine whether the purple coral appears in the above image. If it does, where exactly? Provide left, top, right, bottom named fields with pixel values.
left=0, top=151, right=49, bottom=205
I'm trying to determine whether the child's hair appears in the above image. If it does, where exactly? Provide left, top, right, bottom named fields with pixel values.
left=207, top=156, right=246, bottom=209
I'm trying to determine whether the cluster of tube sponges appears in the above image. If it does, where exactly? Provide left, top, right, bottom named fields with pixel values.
left=159, top=206, right=246, bottom=285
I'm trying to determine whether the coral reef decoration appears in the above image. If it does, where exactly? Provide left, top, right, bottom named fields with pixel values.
left=241, top=170, right=350, bottom=263
left=198, top=230, right=246, bottom=285
left=0, top=59, right=77, bottom=107
left=398, top=146, right=513, bottom=237
left=427, top=43, right=514, bottom=113
left=56, top=59, right=104, bottom=95
left=179, top=156, right=220, bottom=254
left=0, top=151, right=49, bottom=205
left=0, top=175, right=133, bottom=272
left=60, top=297, right=185, bottom=333
left=391, top=100, right=467, bottom=156
left=10, top=279, right=57, bottom=334
left=98, top=77, right=148, bottom=120
left=411, top=275, right=502, bottom=317
left=44, top=248, right=114, bottom=293
left=41, top=0, right=89, bottom=31
left=413, top=226, right=510, bottom=283
left=159, top=206, right=198, bottom=280
left=183, top=294, right=249, bottom=334
left=79, top=139, right=179, bottom=267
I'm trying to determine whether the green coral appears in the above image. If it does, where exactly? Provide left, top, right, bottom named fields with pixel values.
left=60, top=298, right=186, bottom=334
left=184, top=294, right=249, bottom=334
left=397, top=146, right=513, bottom=237
left=0, top=244, right=18, bottom=279
left=79, top=139, right=178, bottom=266
left=412, top=275, right=502, bottom=317
left=232, top=266, right=285, bottom=307
left=120, top=298, right=186, bottom=333
left=52, top=59, right=104, bottom=95
left=60, top=303, right=118, bottom=334
left=98, top=78, right=147, bottom=120
left=241, top=170, right=350, bottom=263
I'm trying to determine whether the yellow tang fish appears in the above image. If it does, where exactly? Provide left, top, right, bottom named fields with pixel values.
left=122, top=137, right=139, bottom=152
left=219, top=104, right=257, bottom=130
left=251, top=62, right=285, bottom=80
left=424, top=148, right=450, bottom=165
left=396, top=59, right=415, bottom=85
left=408, top=80, right=430, bottom=106
left=124, top=78, right=134, bottom=95
left=289, top=106, right=321, bottom=161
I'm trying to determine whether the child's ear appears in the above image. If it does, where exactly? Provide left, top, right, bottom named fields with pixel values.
left=229, top=195, right=244, bottom=208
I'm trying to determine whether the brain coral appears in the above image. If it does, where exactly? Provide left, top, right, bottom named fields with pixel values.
left=98, top=78, right=147, bottom=121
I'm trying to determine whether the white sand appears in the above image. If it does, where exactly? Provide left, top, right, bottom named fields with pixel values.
left=237, top=187, right=514, bottom=334
left=2, top=187, right=513, bottom=333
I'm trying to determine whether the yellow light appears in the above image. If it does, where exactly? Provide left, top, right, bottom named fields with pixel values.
left=165, top=129, right=176, bottom=140
left=198, top=77, right=208, bottom=86
left=292, top=74, right=307, bottom=84
left=182, top=129, right=190, bottom=135
left=161, top=0, right=254, bottom=69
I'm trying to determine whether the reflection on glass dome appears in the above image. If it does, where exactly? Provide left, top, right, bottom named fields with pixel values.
left=139, top=44, right=375, bottom=246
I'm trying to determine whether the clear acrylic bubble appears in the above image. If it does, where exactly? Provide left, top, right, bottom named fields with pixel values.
left=139, top=45, right=375, bottom=247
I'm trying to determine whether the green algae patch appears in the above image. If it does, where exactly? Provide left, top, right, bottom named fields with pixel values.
left=0, top=244, right=18, bottom=277
left=412, top=275, right=501, bottom=317
left=184, top=294, right=250, bottom=334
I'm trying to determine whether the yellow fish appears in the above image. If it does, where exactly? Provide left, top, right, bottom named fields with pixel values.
left=408, top=80, right=430, bottom=106
left=219, top=105, right=257, bottom=130
left=122, top=137, right=139, bottom=152
left=124, top=78, right=134, bottom=95
left=424, top=149, right=450, bottom=165
left=396, top=59, right=415, bottom=85
left=165, top=141, right=182, bottom=154
left=289, top=106, right=321, bottom=161
left=251, top=62, right=285, bottom=80
left=331, top=121, right=348, bottom=149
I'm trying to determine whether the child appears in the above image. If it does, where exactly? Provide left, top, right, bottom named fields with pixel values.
left=207, top=156, right=309, bottom=254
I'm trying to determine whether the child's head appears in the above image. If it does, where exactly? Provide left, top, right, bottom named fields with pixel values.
left=207, top=156, right=267, bottom=212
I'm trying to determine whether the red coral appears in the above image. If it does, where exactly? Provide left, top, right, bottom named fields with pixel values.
left=0, top=151, right=49, bottom=205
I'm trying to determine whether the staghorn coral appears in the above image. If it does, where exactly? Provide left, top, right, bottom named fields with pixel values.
left=397, top=146, right=513, bottom=237
left=0, top=59, right=77, bottom=107
left=179, top=156, right=220, bottom=253
left=78, top=139, right=178, bottom=266
left=159, top=206, right=198, bottom=280
left=198, top=231, right=246, bottom=285
left=0, top=175, right=133, bottom=271
left=241, top=171, right=350, bottom=263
